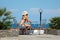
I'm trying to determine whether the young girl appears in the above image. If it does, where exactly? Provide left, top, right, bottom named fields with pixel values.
left=20, top=11, right=32, bottom=30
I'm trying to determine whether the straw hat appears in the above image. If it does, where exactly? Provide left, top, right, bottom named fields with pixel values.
left=22, top=11, right=28, bottom=15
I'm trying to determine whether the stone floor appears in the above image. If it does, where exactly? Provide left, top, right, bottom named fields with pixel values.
left=0, top=34, right=60, bottom=40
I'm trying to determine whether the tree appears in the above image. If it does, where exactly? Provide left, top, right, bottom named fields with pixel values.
left=0, top=8, right=15, bottom=30
left=49, top=17, right=60, bottom=29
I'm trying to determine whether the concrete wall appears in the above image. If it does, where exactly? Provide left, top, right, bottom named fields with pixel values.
left=0, top=30, right=19, bottom=37
left=0, top=29, right=60, bottom=37
left=45, top=29, right=60, bottom=35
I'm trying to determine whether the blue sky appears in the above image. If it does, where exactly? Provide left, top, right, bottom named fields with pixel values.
left=0, top=0, right=60, bottom=24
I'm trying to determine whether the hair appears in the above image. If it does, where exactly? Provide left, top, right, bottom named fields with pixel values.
left=26, top=14, right=28, bottom=16
left=22, top=15, right=24, bottom=19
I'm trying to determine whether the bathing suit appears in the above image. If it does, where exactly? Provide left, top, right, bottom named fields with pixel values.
left=20, top=26, right=26, bottom=30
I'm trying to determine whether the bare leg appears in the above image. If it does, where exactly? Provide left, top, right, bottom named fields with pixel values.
left=25, top=24, right=31, bottom=30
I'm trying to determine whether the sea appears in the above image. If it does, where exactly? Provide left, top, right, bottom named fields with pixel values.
left=10, top=24, right=49, bottom=29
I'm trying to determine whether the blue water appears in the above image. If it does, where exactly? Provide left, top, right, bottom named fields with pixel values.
left=10, top=24, right=49, bottom=29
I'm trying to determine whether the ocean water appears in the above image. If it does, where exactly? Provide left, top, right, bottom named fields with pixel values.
left=10, top=24, right=49, bottom=29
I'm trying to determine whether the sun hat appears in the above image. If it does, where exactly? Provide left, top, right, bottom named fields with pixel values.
left=22, top=11, right=28, bottom=15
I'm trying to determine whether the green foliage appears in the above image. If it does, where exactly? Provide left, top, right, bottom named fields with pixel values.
left=49, top=17, right=60, bottom=29
left=48, top=27, right=52, bottom=30
left=0, top=8, right=6, bottom=16
left=0, top=8, right=15, bottom=30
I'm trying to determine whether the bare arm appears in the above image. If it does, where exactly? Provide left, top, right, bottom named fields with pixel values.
left=25, top=16, right=32, bottom=22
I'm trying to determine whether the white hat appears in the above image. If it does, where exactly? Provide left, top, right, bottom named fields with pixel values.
left=22, top=11, right=28, bottom=15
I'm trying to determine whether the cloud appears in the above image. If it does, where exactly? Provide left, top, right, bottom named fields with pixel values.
left=30, top=8, right=40, bottom=13
left=30, top=8, right=60, bottom=14
left=44, top=9, right=60, bottom=14
left=9, top=9, right=20, bottom=12
left=9, top=9, right=21, bottom=17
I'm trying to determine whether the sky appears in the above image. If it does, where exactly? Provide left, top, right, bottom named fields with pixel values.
left=0, top=0, right=60, bottom=24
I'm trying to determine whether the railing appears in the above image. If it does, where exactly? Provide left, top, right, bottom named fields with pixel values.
left=31, top=20, right=47, bottom=29
left=11, top=18, right=47, bottom=29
